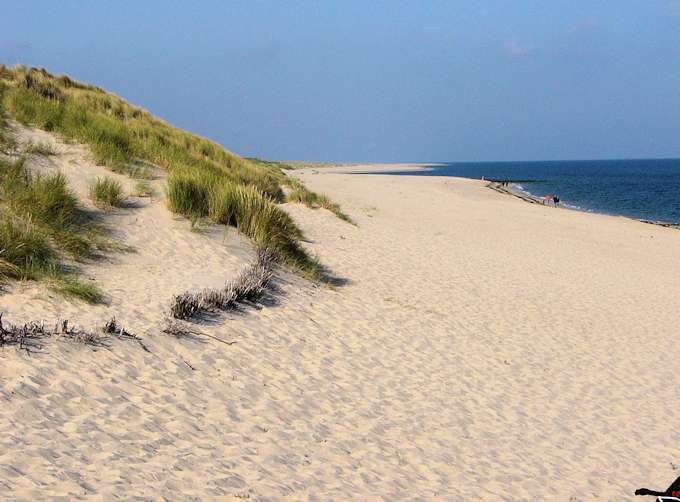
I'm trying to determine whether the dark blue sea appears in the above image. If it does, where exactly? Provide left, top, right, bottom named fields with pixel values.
left=371, top=159, right=680, bottom=225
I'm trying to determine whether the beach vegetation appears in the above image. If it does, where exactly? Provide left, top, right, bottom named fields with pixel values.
left=170, top=247, right=275, bottom=320
left=0, top=154, right=107, bottom=302
left=89, top=176, right=124, bottom=209
left=285, top=177, right=354, bottom=224
left=0, top=66, right=347, bottom=279
left=134, top=179, right=153, bottom=197
left=50, top=275, right=105, bottom=304
left=24, top=141, right=56, bottom=156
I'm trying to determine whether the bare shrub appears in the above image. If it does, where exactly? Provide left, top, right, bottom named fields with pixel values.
left=170, top=247, right=275, bottom=320
left=0, top=313, right=149, bottom=354
left=0, top=313, right=107, bottom=353
left=103, top=317, right=150, bottom=352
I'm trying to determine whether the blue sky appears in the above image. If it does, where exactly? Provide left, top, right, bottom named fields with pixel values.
left=2, top=1, right=680, bottom=162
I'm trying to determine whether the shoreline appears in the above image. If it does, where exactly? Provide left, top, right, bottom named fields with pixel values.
left=487, top=180, right=680, bottom=230
left=305, top=163, right=680, bottom=230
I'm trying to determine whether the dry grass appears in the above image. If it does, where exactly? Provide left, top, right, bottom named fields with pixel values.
left=170, top=247, right=276, bottom=320
left=0, top=313, right=148, bottom=354
left=0, top=313, right=107, bottom=353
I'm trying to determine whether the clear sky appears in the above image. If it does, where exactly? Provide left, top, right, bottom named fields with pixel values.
left=2, top=1, right=680, bottom=162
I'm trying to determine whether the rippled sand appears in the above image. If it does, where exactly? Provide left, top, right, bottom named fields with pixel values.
left=2, top=133, right=680, bottom=500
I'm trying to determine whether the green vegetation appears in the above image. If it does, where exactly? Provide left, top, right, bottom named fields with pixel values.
left=0, top=128, right=16, bottom=154
left=285, top=176, right=354, bottom=224
left=0, top=90, right=16, bottom=154
left=51, top=276, right=105, bottom=304
left=134, top=179, right=153, bottom=197
left=89, top=176, right=124, bottom=209
left=249, top=158, right=353, bottom=223
left=0, top=156, right=93, bottom=260
left=246, top=157, right=294, bottom=171
left=0, top=155, right=106, bottom=302
left=24, top=141, right=56, bottom=156
left=166, top=171, right=316, bottom=272
left=0, top=215, right=54, bottom=280
left=0, top=65, right=351, bottom=279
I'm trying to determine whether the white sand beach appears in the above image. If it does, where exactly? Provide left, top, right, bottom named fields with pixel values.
left=1, top=136, right=680, bottom=500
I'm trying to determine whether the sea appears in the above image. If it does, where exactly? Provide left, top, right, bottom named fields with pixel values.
left=371, top=159, right=680, bottom=225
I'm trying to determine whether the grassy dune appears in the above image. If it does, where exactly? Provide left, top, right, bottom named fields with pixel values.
left=0, top=155, right=105, bottom=302
left=0, top=65, right=350, bottom=282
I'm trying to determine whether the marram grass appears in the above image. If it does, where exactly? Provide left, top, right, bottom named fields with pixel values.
left=89, top=176, right=124, bottom=209
left=0, top=153, right=106, bottom=302
left=0, top=65, right=349, bottom=279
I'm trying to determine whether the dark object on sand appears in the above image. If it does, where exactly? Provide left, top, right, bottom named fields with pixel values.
left=635, top=475, right=680, bottom=498
left=0, top=313, right=107, bottom=353
left=0, top=313, right=148, bottom=353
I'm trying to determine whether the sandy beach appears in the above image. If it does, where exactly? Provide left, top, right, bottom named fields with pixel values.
left=2, top=147, right=680, bottom=500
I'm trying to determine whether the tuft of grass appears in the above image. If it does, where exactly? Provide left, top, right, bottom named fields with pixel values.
left=166, top=169, right=215, bottom=218
left=111, top=160, right=154, bottom=180
left=0, top=128, right=17, bottom=154
left=287, top=180, right=355, bottom=224
left=0, top=156, right=93, bottom=260
left=166, top=171, right=318, bottom=275
left=134, top=179, right=153, bottom=197
left=50, top=276, right=105, bottom=304
left=0, top=84, right=17, bottom=154
left=89, top=176, right=124, bottom=209
left=24, top=141, right=56, bottom=156
left=0, top=216, right=54, bottom=280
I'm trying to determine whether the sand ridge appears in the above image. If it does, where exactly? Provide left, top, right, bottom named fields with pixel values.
left=1, top=143, right=680, bottom=499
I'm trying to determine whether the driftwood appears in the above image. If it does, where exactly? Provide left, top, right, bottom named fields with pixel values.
left=170, top=247, right=276, bottom=320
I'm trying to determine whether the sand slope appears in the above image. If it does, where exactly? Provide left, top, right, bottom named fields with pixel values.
left=1, top=148, right=680, bottom=500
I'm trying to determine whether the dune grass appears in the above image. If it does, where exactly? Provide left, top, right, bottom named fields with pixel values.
left=0, top=128, right=16, bottom=154
left=0, top=87, right=16, bottom=155
left=0, top=65, right=351, bottom=279
left=248, top=158, right=354, bottom=223
left=0, top=215, right=54, bottom=280
left=284, top=176, right=354, bottom=224
left=89, top=176, right=124, bottom=209
left=0, top=155, right=105, bottom=302
left=24, top=141, right=56, bottom=156
left=134, top=179, right=153, bottom=197
left=166, top=170, right=317, bottom=274
left=51, top=276, right=105, bottom=304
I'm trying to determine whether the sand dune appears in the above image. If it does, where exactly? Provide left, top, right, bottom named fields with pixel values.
left=1, top=140, right=680, bottom=499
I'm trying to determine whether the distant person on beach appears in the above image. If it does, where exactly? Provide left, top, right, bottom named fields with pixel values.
left=553, top=194, right=560, bottom=207
left=543, top=195, right=552, bottom=205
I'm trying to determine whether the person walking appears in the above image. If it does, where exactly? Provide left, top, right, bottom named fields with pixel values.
left=552, top=194, right=560, bottom=207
